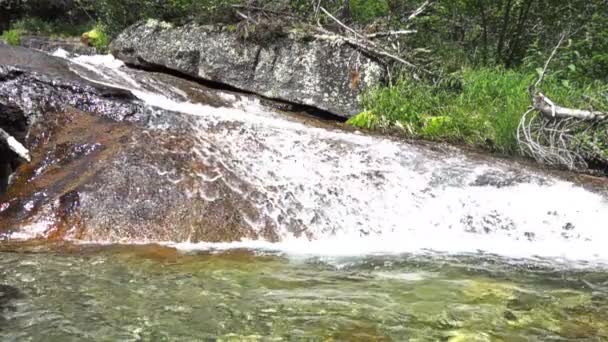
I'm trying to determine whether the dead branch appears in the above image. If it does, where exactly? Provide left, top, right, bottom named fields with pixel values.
left=314, top=27, right=420, bottom=70
left=516, top=31, right=608, bottom=170
left=406, top=0, right=433, bottom=23
left=366, top=30, right=417, bottom=39
left=317, top=7, right=429, bottom=73
left=534, top=32, right=566, bottom=89
left=533, top=93, right=607, bottom=120
left=0, top=128, right=30, bottom=162
left=319, top=7, right=377, bottom=47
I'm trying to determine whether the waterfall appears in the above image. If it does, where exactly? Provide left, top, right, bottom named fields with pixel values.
left=55, top=51, right=608, bottom=263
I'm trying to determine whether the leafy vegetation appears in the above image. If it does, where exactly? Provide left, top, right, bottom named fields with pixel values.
left=82, top=24, right=110, bottom=53
left=1, top=29, right=22, bottom=46
left=9, top=17, right=93, bottom=38
left=352, top=69, right=608, bottom=157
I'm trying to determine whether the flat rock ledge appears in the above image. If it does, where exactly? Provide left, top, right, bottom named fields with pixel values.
left=111, top=20, right=386, bottom=118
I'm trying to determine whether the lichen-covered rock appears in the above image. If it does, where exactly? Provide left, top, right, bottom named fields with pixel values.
left=111, top=20, right=386, bottom=118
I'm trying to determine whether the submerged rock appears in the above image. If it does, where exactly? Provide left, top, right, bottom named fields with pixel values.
left=111, top=20, right=386, bottom=118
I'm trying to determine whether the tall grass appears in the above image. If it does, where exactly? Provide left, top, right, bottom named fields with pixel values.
left=351, top=68, right=608, bottom=155
left=10, top=17, right=93, bottom=37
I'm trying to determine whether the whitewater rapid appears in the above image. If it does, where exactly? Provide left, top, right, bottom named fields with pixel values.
left=56, top=51, right=608, bottom=264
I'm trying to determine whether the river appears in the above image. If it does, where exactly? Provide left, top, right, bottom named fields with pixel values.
left=0, top=51, right=607, bottom=340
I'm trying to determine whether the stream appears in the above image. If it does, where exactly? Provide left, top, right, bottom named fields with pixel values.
left=1, top=50, right=608, bottom=340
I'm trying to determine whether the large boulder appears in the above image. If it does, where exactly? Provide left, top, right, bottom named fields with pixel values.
left=111, top=20, right=386, bottom=118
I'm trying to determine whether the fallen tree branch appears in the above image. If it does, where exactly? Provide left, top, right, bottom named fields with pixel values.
left=319, top=7, right=378, bottom=47
left=0, top=128, right=30, bottom=162
left=316, top=7, right=428, bottom=73
left=516, top=31, right=608, bottom=170
left=533, top=93, right=607, bottom=120
left=366, top=30, right=417, bottom=39
left=314, top=27, right=420, bottom=70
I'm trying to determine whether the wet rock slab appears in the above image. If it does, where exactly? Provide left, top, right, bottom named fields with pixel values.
left=0, top=45, right=280, bottom=243
left=0, top=109, right=279, bottom=242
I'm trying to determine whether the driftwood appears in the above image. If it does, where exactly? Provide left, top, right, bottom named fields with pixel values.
left=0, top=128, right=30, bottom=162
left=533, top=93, right=607, bottom=121
left=517, top=32, right=608, bottom=170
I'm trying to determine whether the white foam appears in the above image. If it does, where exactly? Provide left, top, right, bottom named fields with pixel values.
left=51, top=48, right=70, bottom=59
left=57, top=54, right=608, bottom=265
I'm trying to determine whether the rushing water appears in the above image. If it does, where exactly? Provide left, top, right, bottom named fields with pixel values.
left=48, top=52, right=608, bottom=262
left=1, top=50, right=608, bottom=340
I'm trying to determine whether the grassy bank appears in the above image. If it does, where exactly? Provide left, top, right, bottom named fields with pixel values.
left=349, top=68, right=608, bottom=166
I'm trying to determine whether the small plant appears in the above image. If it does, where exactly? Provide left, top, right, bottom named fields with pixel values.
left=347, top=111, right=380, bottom=129
left=82, top=24, right=111, bottom=53
left=1, top=30, right=22, bottom=46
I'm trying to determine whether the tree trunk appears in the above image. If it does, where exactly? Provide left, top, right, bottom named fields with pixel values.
left=506, top=0, right=535, bottom=67
left=477, top=0, right=489, bottom=64
left=339, top=0, right=351, bottom=20
left=496, top=0, right=514, bottom=64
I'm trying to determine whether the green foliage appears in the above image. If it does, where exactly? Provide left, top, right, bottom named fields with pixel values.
left=10, top=17, right=93, bottom=37
left=1, top=29, right=22, bottom=46
left=83, top=24, right=110, bottom=53
left=347, top=111, right=381, bottom=130
left=350, top=0, right=389, bottom=24
left=357, top=68, right=608, bottom=155
left=88, top=0, right=241, bottom=37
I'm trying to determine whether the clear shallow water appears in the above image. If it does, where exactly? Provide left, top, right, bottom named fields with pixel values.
left=1, top=244, right=607, bottom=341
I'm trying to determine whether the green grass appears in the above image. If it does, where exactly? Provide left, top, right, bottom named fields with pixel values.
left=350, top=68, right=608, bottom=155
left=10, top=17, right=93, bottom=38
left=1, top=29, right=22, bottom=46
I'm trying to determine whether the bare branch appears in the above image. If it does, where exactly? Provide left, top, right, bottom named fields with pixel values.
left=319, top=7, right=377, bottom=47
left=314, top=27, right=420, bottom=70
left=366, top=30, right=417, bottom=39
left=534, top=32, right=566, bottom=89
left=316, top=8, right=428, bottom=72
left=406, top=0, right=433, bottom=23
left=533, top=93, right=607, bottom=120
